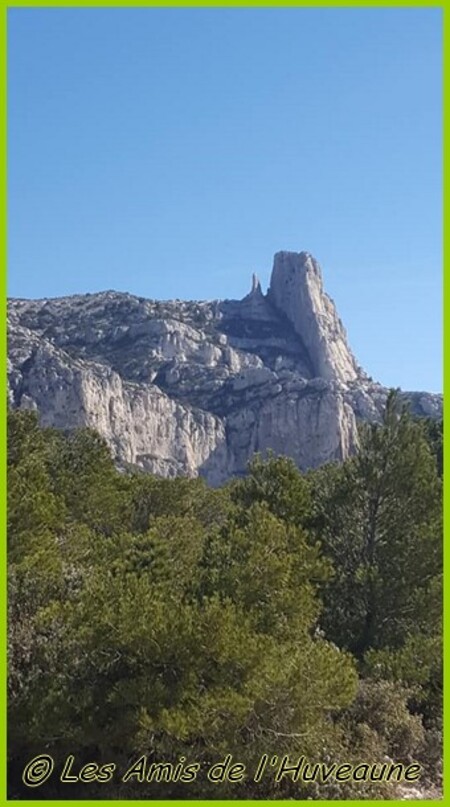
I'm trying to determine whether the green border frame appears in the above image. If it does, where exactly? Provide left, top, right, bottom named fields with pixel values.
left=1, top=1, right=446, bottom=805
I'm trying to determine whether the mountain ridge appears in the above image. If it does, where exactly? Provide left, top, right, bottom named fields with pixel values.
left=7, top=250, right=442, bottom=484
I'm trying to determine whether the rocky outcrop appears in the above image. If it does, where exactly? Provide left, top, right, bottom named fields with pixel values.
left=7, top=250, right=442, bottom=484
left=268, top=251, right=362, bottom=383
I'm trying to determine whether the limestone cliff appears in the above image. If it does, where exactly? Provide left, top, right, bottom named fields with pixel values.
left=268, top=251, right=362, bottom=383
left=7, top=251, right=442, bottom=484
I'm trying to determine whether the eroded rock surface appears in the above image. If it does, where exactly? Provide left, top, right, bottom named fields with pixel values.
left=7, top=251, right=442, bottom=483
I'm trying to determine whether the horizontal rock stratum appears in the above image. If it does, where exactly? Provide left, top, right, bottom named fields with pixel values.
left=7, top=250, right=442, bottom=484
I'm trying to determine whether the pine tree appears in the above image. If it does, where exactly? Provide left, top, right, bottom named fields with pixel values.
left=311, top=391, right=442, bottom=657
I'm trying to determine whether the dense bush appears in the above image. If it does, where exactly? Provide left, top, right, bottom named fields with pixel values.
left=8, top=395, right=442, bottom=799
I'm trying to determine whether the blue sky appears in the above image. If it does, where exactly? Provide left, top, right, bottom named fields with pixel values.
left=8, top=8, right=442, bottom=392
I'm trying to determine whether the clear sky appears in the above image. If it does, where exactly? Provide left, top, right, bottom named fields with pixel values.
left=8, top=7, right=442, bottom=392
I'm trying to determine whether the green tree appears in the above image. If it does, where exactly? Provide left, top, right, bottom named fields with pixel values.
left=311, top=391, right=442, bottom=657
left=230, top=452, right=312, bottom=526
left=420, top=417, right=443, bottom=477
left=8, top=414, right=359, bottom=799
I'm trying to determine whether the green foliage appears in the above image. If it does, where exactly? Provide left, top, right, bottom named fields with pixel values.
left=310, top=391, right=442, bottom=657
left=198, top=502, right=330, bottom=637
left=364, top=632, right=443, bottom=729
left=341, top=679, right=425, bottom=762
left=230, top=452, right=312, bottom=526
left=420, top=417, right=443, bottom=477
left=7, top=400, right=442, bottom=799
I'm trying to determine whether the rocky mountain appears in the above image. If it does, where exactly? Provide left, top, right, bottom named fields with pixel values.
left=7, top=250, right=442, bottom=485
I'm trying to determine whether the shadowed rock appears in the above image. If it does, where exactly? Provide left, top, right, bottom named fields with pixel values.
left=7, top=250, right=442, bottom=484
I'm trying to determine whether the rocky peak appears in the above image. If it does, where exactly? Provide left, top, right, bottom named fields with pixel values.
left=250, top=272, right=262, bottom=294
left=236, top=270, right=272, bottom=323
left=7, top=248, right=441, bottom=484
left=267, top=251, right=362, bottom=384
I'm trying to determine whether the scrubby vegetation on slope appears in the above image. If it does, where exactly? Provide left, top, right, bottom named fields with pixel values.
left=8, top=394, right=442, bottom=799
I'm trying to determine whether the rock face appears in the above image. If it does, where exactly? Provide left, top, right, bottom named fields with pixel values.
left=269, top=252, right=362, bottom=383
left=7, top=250, right=442, bottom=485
